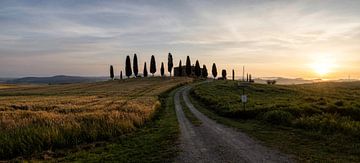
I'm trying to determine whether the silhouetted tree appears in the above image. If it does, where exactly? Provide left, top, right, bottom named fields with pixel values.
left=222, top=69, right=227, bottom=80
left=143, top=62, right=148, bottom=77
left=133, top=53, right=138, bottom=77
left=212, top=63, right=217, bottom=79
left=186, top=56, right=191, bottom=76
left=178, top=60, right=182, bottom=76
left=247, top=73, right=249, bottom=82
left=120, top=71, right=123, bottom=80
left=125, top=55, right=132, bottom=78
left=195, top=60, right=201, bottom=77
left=249, top=74, right=252, bottom=82
left=150, top=55, right=156, bottom=76
left=232, top=69, right=235, bottom=81
left=110, top=65, right=114, bottom=80
left=161, top=62, right=165, bottom=77
left=168, top=53, right=173, bottom=77
left=202, top=65, right=208, bottom=78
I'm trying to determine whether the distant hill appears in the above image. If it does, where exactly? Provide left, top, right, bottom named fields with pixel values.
left=6, top=75, right=108, bottom=84
left=254, top=77, right=317, bottom=85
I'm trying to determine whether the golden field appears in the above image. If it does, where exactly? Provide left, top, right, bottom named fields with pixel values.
left=0, top=77, right=191, bottom=159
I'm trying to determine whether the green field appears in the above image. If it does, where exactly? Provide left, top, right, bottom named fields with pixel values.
left=0, top=78, right=191, bottom=160
left=191, top=80, right=360, bottom=162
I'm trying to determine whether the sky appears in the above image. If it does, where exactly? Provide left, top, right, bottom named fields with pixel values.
left=0, top=0, right=359, bottom=79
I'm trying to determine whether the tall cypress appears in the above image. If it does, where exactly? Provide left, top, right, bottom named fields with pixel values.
left=143, top=62, right=148, bottom=77
left=125, top=55, right=132, bottom=78
left=178, top=60, right=182, bottom=76
left=110, top=65, right=114, bottom=80
left=222, top=69, right=227, bottom=80
left=150, top=55, right=156, bottom=76
left=202, top=65, right=208, bottom=78
left=195, top=60, right=201, bottom=77
left=160, top=62, right=165, bottom=77
left=133, top=53, right=138, bottom=77
left=232, top=69, right=235, bottom=81
left=185, top=56, right=191, bottom=76
left=120, top=70, right=123, bottom=80
left=168, top=53, right=173, bottom=77
left=212, top=63, right=217, bottom=79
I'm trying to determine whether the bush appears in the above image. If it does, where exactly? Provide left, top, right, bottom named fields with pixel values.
left=262, top=110, right=294, bottom=126
left=294, top=113, right=360, bottom=136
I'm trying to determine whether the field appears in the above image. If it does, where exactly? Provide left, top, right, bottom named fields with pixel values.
left=0, top=77, right=191, bottom=160
left=191, top=81, right=360, bottom=161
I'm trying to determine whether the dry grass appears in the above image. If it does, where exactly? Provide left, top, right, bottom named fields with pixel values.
left=0, top=77, right=192, bottom=159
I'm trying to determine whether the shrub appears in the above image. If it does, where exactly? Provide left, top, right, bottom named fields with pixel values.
left=334, top=100, right=344, bottom=106
left=262, top=110, right=294, bottom=126
left=294, top=113, right=360, bottom=136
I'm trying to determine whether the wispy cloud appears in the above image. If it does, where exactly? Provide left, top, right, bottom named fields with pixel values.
left=0, top=0, right=359, bottom=78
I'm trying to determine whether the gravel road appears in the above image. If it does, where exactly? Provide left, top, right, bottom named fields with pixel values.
left=174, top=86, right=293, bottom=163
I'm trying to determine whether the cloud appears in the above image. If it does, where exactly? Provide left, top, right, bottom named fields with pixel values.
left=0, top=0, right=359, bottom=78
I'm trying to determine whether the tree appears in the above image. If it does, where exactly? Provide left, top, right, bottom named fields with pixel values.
left=160, top=62, right=165, bottom=77
left=212, top=63, right=217, bottom=79
left=222, top=69, right=227, bottom=80
left=195, top=60, right=201, bottom=77
left=168, top=53, right=173, bottom=77
left=232, top=69, right=235, bottom=81
left=110, top=65, right=114, bottom=80
left=143, top=62, right=148, bottom=77
left=133, top=53, right=138, bottom=77
left=185, top=56, right=191, bottom=76
left=178, top=60, right=182, bottom=76
left=202, top=65, right=208, bottom=78
left=249, top=74, right=252, bottom=82
left=125, top=55, right=132, bottom=78
left=150, top=55, right=156, bottom=76
left=120, top=71, right=123, bottom=80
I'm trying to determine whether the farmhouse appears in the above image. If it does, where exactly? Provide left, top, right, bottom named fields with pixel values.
left=174, top=66, right=203, bottom=77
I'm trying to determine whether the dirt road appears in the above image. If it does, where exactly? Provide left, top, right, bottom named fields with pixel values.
left=174, top=86, right=292, bottom=163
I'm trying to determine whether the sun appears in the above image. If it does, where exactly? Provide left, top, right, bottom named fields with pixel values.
left=310, top=55, right=336, bottom=76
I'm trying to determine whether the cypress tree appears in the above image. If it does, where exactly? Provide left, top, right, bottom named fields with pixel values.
left=249, top=74, right=252, bottom=82
left=168, top=53, right=173, bottom=77
left=120, top=71, right=123, bottom=80
left=247, top=73, right=249, bottom=82
left=125, top=55, right=132, bottom=78
left=202, top=65, right=208, bottom=78
left=185, top=56, right=191, bottom=76
left=212, top=63, right=217, bottom=79
left=133, top=53, right=138, bottom=77
left=195, top=60, right=201, bottom=77
left=232, top=69, right=235, bottom=81
left=110, top=65, right=114, bottom=80
left=143, top=62, right=148, bottom=77
left=150, top=55, right=156, bottom=76
left=160, top=62, right=165, bottom=77
left=222, top=69, right=227, bottom=80
left=178, top=60, right=182, bottom=76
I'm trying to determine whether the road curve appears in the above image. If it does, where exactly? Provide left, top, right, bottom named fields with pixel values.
left=174, top=86, right=293, bottom=163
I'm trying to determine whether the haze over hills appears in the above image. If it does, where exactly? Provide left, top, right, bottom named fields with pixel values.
left=3, top=75, right=357, bottom=85
left=5, top=75, right=108, bottom=84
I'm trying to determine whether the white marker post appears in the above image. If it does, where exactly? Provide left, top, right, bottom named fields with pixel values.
left=238, top=82, right=249, bottom=110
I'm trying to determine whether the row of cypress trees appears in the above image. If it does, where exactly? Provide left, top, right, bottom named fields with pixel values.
left=109, top=53, right=228, bottom=80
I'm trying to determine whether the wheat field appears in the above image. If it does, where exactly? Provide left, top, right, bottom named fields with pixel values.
left=0, top=77, right=191, bottom=159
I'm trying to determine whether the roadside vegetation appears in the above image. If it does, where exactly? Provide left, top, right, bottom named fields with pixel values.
left=0, top=78, right=191, bottom=160
left=191, top=80, right=360, bottom=162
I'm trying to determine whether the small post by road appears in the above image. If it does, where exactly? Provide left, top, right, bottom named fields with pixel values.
left=238, top=81, right=249, bottom=110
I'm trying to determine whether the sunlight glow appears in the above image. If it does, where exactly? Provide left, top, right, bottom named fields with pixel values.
left=310, top=54, right=337, bottom=76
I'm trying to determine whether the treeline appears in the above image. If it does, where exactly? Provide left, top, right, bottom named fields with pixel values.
left=109, top=53, right=254, bottom=82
